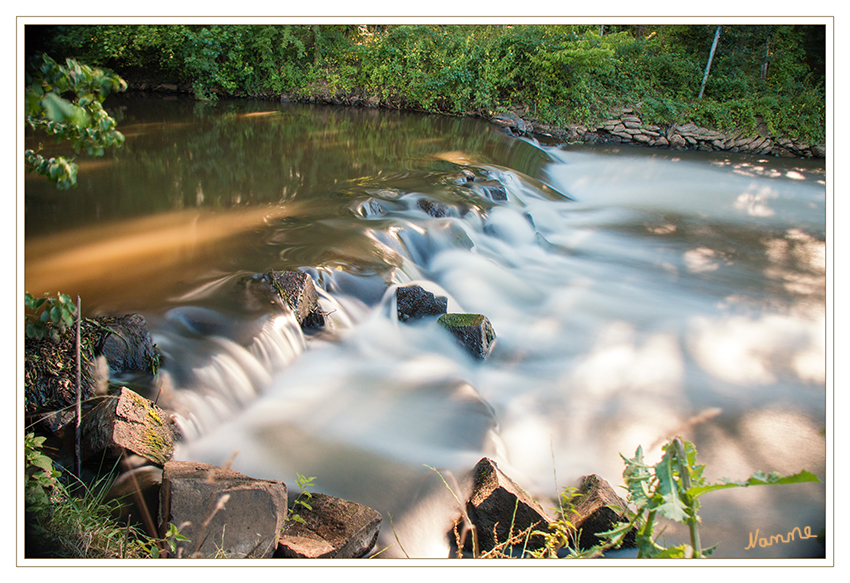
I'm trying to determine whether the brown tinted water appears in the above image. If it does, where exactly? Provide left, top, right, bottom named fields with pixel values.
left=24, top=95, right=827, bottom=559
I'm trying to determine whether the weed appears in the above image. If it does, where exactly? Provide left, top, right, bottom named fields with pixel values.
left=427, top=436, right=820, bottom=560
left=285, top=473, right=316, bottom=527
left=24, top=433, right=155, bottom=558
left=597, top=436, right=820, bottom=558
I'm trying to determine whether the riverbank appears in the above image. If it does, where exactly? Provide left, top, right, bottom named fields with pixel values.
left=122, top=77, right=825, bottom=159
left=33, top=24, right=826, bottom=160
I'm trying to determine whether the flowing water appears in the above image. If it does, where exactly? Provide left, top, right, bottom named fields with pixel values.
left=24, top=95, right=827, bottom=559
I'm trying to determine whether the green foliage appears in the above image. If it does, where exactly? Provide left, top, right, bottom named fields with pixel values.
left=526, top=486, right=586, bottom=558
left=25, top=54, right=126, bottom=189
left=139, top=523, right=191, bottom=558
left=39, top=24, right=824, bottom=148
left=598, top=437, right=820, bottom=558
left=24, top=433, right=155, bottom=558
left=24, top=291, right=76, bottom=342
left=286, top=473, right=317, bottom=526
left=24, top=433, right=63, bottom=512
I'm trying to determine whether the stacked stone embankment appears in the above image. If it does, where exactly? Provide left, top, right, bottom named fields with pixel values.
left=492, top=107, right=825, bottom=159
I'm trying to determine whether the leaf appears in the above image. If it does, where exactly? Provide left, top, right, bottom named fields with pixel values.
left=621, top=446, right=653, bottom=509
left=653, top=544, right=693, bottom=558
left=296, top=500, right=312, bottom=511
left=653, top=449, right=689, bottom=523
left=687, top=469, right=820, bottom=500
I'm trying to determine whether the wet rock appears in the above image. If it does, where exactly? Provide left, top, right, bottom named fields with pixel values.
left=396, top=285, right=448, bottom=322
left=466, top=180, right=507, bottom=202
left=570, top=474, right=636, bottom=550
left=275, top=493, right=383, bottom=558
left=462, top=457, right=552, bottom=554
left=159, top=460, right=289, bottom=558
left=438, top=313, right=496, bottom=360
left=355, top=198, right=389, bottom=218
left=490, top=111, right=529, bottom=135
left=247, top=270, right=325, bottom=330
left=94, top=314, right=159, bottom=376
left=417, top=198, right=452, bottom=218
left=81, top=387, right=176, bottom=466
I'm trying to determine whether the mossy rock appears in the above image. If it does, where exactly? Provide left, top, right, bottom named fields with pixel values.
left=242, top=270, right=325, bottom=330
left=437, top=313, right=496, bottom=360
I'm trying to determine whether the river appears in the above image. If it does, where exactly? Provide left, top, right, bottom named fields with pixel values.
left=24, top=95, right=827, bottom=559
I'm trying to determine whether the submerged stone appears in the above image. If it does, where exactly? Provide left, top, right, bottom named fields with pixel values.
left=246, top=270, right=324, bottom=330
left=417, top=198, right=452, bottom=218
left=438, top=313, right=496, bottom=360
left=396, top=285, right=448, bottom=322
left=466, top=180, right=508, bottom=202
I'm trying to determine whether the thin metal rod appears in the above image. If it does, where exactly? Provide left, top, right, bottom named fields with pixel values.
left=698, top=26, right=722, bottom=99
left=75, top=294, right=82, bottom=477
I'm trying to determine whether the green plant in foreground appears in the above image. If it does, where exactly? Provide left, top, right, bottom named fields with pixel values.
left=428, top=437, right=819, bottom=559
left=139, top=522, right=191, bottom=558
left=24, top=292, right=77, bottom=342
left=24, top=433, right=63, bottom=512
left=25, top=432, right=155, bottom=558
left=286, top=473, right=317, bottom=526
left=598, top=437, right=820, bottom=558
left=527, top=486, right=591, bottom=558
left=25, top=54, right=126, bottom=189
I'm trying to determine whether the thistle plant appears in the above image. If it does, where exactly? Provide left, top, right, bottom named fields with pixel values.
left=599, top=437, right=820, bottom=558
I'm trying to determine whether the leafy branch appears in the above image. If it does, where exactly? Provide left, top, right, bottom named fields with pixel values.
left=25, top=54, right=126, bottom=189
left=25, top=292, right=77, bottom=343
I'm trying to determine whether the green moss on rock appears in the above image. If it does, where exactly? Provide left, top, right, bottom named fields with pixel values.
left=438, top=313, right=496, bottom=360
left=438, top=313, right=484, bottom=327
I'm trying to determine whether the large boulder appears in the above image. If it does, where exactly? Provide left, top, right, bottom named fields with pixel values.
left=438, top=313, right=496, bottom=360
left=275, top=493, right=383, bottom=558
left=159, top=460, right=289, bottom=558
left=462, top=457, right=552, bottom=554
left=80, top=386, right=176, bottom=466
left=396, top=284, right=448, bottom=322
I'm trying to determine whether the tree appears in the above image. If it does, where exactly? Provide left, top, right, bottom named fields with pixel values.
left=25, top=54, right=126, bottom=189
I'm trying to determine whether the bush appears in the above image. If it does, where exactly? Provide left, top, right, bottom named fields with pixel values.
left=34, top=24, right=825, bottom=144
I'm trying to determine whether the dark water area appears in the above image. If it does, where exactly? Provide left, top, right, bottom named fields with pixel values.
left=24, top=94, right=827, bottom=560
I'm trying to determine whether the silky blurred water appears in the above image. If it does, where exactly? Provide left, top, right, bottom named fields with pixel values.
left=25, top=95, right=827, bottom=559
